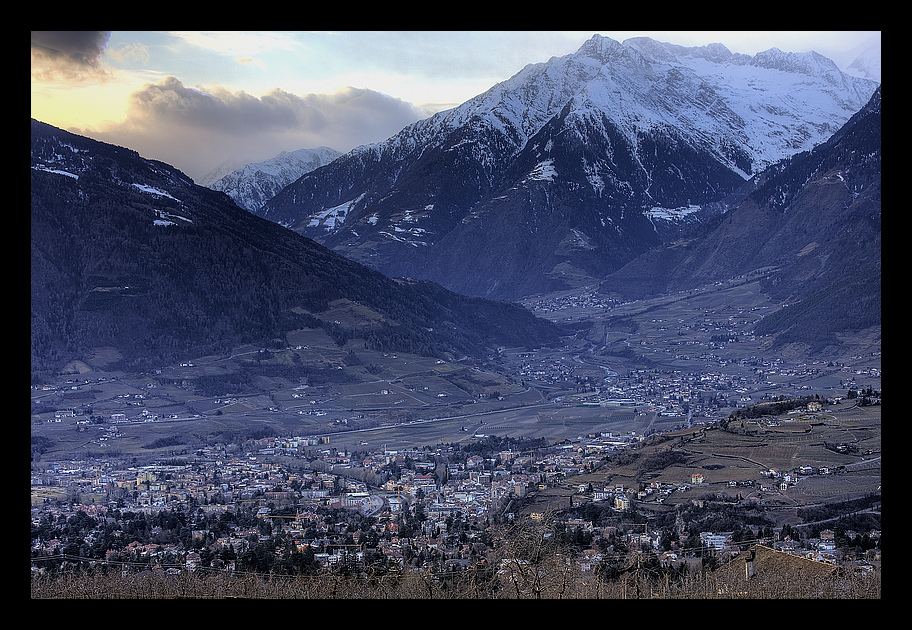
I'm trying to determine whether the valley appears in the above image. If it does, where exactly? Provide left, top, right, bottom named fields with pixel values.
left=30, top=234, right=881, bottom=592
left=30, top=34, right=880, bottom=594
left=31, top=273, right=880, bottom=497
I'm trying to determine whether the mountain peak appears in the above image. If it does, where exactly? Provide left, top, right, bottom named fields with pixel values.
left=574, top=34, right=652, bottom=68
left=576, top=33, right=623, bottom=57
left=750, top=47, right=842, bottom=78
left=208, top=146, right=343, bottom=211
left=255, top=37, right=878, bottom=300
left=619, top=36, right=678, bottom=62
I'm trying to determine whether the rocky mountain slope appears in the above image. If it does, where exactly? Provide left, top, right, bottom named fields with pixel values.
left=256, top=34, right=878, bottom=300
left=600, top=86, right=881, bottom=351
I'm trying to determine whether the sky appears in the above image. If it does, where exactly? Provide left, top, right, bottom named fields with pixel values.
left=31, top=31, right=881, bottom=183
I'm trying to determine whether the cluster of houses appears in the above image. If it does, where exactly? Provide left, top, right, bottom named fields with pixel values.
left=29, top=430, right=640, bottom=571
left=31, top=429, right=881, bottom=575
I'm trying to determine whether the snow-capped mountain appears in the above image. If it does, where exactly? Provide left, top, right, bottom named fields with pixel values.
left=600, top=86, right=881, bottom=351
left=828, top=35, right=881, bottom=83
left=845, top=45, right=882, bottom=83
left=207, top=146, right=342, bottom=211
left=257, top=34, right=879, bottom=300
left=196, top=157, right=248, bottom=188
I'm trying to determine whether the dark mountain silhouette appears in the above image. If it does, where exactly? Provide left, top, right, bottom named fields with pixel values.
left=30, top=120, right=560, bottom=380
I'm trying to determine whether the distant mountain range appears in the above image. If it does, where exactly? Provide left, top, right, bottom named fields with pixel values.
left=253, top=34, right=878, bottom=300
left=30, top=120, right=559, bottom=380
left=205, top=146, right=342, bottom=211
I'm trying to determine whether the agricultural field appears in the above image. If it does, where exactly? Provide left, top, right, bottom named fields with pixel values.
left=32, top=321, right=664, bottom=464
left=513, top=401, right=881, bottom=522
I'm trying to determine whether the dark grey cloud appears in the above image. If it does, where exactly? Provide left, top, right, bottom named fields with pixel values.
left=85, top=76, right=427, bottom=182
left=31, top=31, right=112, bottom=81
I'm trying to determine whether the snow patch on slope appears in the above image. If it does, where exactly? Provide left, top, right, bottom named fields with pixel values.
left=526, top=159, right=557, bottom=182
left=32, top=165, right=79, bottom=179
left=307, top=194, right=365, bottom=231
left=645, top=205, right=703, bottom=221
left=132, top=183, right=178, bottom=201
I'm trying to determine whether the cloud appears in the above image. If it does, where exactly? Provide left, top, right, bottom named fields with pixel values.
left=168, top=31, right=301, bottom=57
left=31, top=31, right=112, bottom=82
left=105, top=42, right=150, bottom=65
left=84, top=76, right=428, bottom=182
left=236, top=56, right=265, bottom=70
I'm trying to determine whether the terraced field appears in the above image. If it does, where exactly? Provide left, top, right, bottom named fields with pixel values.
left=512, top=402, right=880, bottom=521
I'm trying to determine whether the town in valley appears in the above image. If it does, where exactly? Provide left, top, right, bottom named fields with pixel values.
left=31, top=279, right=881, bottom=578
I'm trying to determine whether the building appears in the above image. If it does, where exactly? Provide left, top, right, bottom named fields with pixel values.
left=700, top=532, right=728, bottom=552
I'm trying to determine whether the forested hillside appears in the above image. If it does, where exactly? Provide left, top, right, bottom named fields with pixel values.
left=31, top=120, right=560, bottom=380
